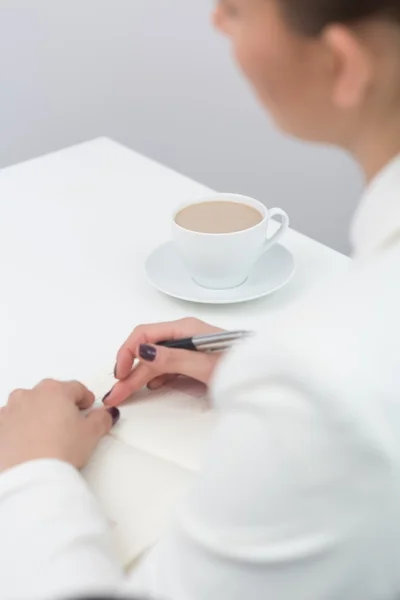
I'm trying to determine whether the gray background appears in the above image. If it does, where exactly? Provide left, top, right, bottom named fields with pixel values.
left=0, top=0, right=364, bottom=253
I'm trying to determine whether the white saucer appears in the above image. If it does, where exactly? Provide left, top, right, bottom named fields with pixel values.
left=145, top=242, right=295, bottom=305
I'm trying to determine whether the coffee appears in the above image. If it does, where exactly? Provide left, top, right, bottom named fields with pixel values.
left=175, top=201, right=263, bottom=234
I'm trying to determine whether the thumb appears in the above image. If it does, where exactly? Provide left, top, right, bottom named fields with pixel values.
left=138, top=343, right=212, bottom=382
left=85, top=407, right=120, bottom=444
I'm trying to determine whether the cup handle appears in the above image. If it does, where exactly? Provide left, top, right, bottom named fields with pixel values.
left=262, top=208, right=289, bottom=255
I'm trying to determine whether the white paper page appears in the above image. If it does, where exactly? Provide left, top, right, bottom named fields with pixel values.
left=82, top=371, right=216, bottom=567
left=83, top=435, right=192, bottom=567
left=116, top=378, right=217, bottom=471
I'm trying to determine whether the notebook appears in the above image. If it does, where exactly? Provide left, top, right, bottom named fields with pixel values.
left=82, top=375, right=216, bottom=570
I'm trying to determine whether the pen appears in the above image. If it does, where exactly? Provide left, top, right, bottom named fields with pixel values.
left=156, top=330, right=254, bottom=353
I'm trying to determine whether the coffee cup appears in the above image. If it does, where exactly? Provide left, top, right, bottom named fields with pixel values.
left=172, top=193, right=289, bottom=289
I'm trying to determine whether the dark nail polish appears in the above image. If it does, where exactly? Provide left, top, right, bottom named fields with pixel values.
left=113, top=363, right=118, bottom=379
left=107, top=407, right=120, bottom=426
left=139, top=344, right=157, bottom=362
left=102, top=390, right=112, bottom=404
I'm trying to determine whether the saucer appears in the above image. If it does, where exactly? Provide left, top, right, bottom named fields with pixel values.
left=145, top=242, right=295, bottom=305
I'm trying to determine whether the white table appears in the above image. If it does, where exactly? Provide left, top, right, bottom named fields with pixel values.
left=0, top=138, right=350, bottom=403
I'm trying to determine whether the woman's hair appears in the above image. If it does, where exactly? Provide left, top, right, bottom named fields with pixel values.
left=280, top=0, right=400, bottom=35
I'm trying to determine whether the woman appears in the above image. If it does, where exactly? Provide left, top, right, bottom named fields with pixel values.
left=1, top=0, right=400, bottom=598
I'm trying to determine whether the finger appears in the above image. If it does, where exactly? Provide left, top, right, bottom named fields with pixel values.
left=37, top=380, right=95, bottom=410
left=115, top=318, right=221, bottom=380
left=65, top=381, right=96, bottom=410
left=104, top=363, right=154, bottom=406
left=140, top=344, right=214, bottom=381
left=104, top=367, right=176, bottom=407
left=115, top=322, right=182, bottom=380
left=147, top=374, right=177, bottom=390
left=7, top=388, right=28, bottom=406
left=84, top=408, right=117, bottom=445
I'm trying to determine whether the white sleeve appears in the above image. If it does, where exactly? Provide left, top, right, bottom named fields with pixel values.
left=129, top=384, right=371, bottom=600
left=0, top=386, right=377, bottom=600
left=0, top=459, right=122, bottom=600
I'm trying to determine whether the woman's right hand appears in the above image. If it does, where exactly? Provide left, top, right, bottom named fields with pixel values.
left=103, top=318, right=225, bottom=407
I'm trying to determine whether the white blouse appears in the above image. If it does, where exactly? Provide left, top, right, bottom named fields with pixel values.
left=1, top=156, right=400, bottom=600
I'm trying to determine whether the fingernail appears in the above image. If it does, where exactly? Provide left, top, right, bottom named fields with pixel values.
left=102, top=390, right=113, bottom=404
left=107, top=407, right=120, bottom=426
left=139, top=344, right=157, bottom=362
left=113, top=363, right=118, bottom=379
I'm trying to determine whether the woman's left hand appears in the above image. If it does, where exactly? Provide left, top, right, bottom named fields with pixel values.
left=0, top=379, right=119, bottom=473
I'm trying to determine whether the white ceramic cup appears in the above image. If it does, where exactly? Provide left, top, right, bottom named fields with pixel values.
left=172, top=193, right=289, bottom=290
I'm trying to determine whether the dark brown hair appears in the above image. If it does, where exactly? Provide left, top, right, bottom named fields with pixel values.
left=280, top=0, right=400, bottom=35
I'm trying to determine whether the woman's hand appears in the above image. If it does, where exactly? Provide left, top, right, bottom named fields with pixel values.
left=103, top=318, right=225, bottom=407
left=0, top=380, right=120, bottom=473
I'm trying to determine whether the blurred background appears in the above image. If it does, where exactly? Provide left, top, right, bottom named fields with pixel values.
left=0, top=0, right=364, bottom=253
